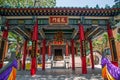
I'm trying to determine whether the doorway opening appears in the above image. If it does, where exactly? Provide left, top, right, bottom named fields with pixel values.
left=53, top=49, right=63, bottom=61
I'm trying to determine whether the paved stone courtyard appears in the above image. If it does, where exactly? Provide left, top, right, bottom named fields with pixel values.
left=17, top=65, right=103, bottom=80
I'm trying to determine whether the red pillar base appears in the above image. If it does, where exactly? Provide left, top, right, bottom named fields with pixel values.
left=89, top=40, right=94, bottom=70
left=82, top=56, right=87, bottom=74
left=22, top=59, right=26, bottom=70
left=22, top=40, right=28, bottom=70
left=72, top=56, right=75, bottom=70
left=31, top=57, right=37, bottom=76
left=42, top=39, right=46, bottom=71
left=111, top=61, right=118, bottom=67
left=91, top=59, right=94, bottom=69
left=0, top=63, right=3, bottom=69
left=71, top=39, right=75, bottom=70
left=92, top=66, right=94, bottom=69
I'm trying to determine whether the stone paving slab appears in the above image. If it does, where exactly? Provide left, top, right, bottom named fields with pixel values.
left=17, top=65, right=103, bottom=80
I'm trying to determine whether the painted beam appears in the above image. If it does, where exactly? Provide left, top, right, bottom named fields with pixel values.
left=71, top=29, right=78, bottom=39
left=16, top=27, right=30, bottom=39
left=114, top=15, right=120, bottom=21
left=45, top=31, right=72, bottom=34
left=92, top=30, right=104, bottom=40
left=85, top=27, right=94, bottom=38
left=5, top=16, right=111, bottom=20
left=39, top=29, right=46, bottom=39
left=86, top=26, right=100, bottom=38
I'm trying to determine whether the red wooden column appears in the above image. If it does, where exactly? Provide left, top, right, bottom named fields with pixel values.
left=36, top=41, right=38, bottom=54
left=75, top=47, right=77, bottom=55
left=107, top=22, right=118, bottom=66
left=71, top=39, right=75, bottom=70
left=68, top=46, right=70, bottom=55
left=66, top=42, right=69, bottom=56
left=42, top=39, right=46, bottom=70
left=22, top=40, right=28, bottom=70
left=48, top=43, right=51, bottom=56
left=0, top=20, right=9, bottom=68
left=89, top=40, right=94, bottom=69
left=79, top=24, right=87, bottom=74
left=31, top=20, right=38, bottom=76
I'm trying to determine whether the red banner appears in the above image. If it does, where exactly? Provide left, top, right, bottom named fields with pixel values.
left=49, top=16, right=68, bottom=25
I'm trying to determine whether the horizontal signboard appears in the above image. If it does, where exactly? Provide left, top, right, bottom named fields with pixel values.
left=49, top=16, right=68, bottom=25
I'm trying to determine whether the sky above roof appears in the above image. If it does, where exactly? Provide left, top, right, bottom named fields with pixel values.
left=56, top=0, right=115, bottom=7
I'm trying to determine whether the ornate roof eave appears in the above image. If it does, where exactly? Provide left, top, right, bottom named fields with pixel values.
left=0, top=7, right=120, bottom=16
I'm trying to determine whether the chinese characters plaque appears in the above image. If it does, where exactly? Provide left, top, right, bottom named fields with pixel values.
left=49, top=16, right=68, bottom=25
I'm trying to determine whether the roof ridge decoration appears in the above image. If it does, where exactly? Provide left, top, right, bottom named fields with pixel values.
left=0, top=7, right=120, bottom=16
left=0, top=6, right=120, bottom=9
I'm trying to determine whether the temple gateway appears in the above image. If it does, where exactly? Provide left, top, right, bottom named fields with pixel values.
left=0, top=7, right=120, bottom=76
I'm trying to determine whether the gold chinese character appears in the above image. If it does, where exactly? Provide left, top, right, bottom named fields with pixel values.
left=57, top=18, right=60, bottom=23
left=61, top=18, right=65, bottom=23
left=52, top=18, right=57, bottom=23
